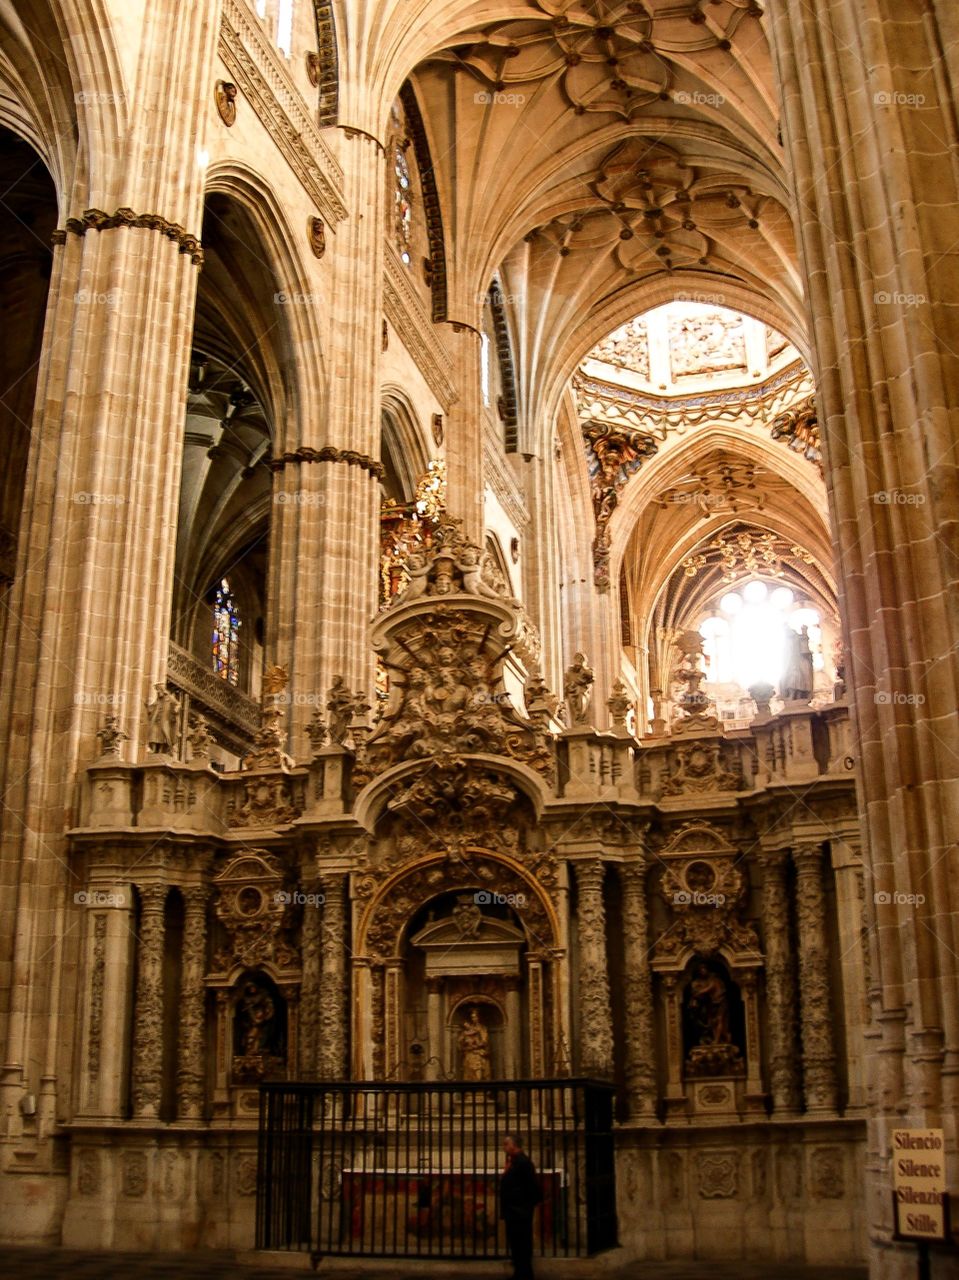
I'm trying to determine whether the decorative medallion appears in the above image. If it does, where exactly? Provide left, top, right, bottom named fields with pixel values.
left=215, top=80, right=238, bottom=127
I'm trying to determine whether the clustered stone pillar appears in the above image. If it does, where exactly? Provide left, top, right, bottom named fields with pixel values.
left=793, top=842, right=839, bottom=1112
left=317, top=872, right=349, bottom=1079
left=130, top=884, right=168, bottom=1119
left=573, top=859, right=614, bottom=1078
left=758, top=851, right=802, bottom=1112
left=619, top=861, right=657, bottom=1115
left=176, top=885, right=208, bottom=1120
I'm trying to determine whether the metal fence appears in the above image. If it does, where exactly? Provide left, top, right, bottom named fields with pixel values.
left=256, top=1078, right=617, bottom=1261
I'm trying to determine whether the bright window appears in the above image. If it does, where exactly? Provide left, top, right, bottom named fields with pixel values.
left=700, top=579, right=821, bottom=690
left=277, top=0, right=293, bottom=56
left=212, top=578, right=241, bottom=686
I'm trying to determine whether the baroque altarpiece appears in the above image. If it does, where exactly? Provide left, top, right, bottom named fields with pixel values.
left=63, top=519, right=866, bottom=1261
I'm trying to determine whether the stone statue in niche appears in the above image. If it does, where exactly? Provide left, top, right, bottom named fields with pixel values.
left=232, top=974, right=286, bottom=1083
left=781, top=625, right=814, bottom=701
left=683, top=961, right=745, bottom=1078
left=239, top=980, right=275, bottom=1055
left=458, top=1006, right=492, bottom=1081
left=688, top=964, right=731, bottom=1046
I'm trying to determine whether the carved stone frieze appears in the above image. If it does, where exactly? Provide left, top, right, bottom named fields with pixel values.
left=230, top=774, right=301, bottom=827
left=660, top=740, right=743, bottom=797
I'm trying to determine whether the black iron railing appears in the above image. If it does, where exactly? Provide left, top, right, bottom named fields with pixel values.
left=256, top=1078, right=617, bottom=1261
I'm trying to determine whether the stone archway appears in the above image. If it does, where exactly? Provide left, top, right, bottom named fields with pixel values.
left=353, top=848, right=563, bottom=1081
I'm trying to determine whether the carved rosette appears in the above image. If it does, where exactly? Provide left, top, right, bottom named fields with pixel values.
left=620, top=862, right=657, bottom=1114
left=131, top=884, right=167, bottom=1118
left=177, top=886, right=209, bottom=1118
left=793, top=843, right=839, bottom=1111
left=574, top=859, right=614, bottom=1078
left=759, top=852, right=801, bottom=1111
left=317, top=872, right=349, bottom=1079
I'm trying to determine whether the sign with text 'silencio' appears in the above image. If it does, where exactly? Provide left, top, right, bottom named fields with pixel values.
left=892, top=1128, right=948, bottom=1242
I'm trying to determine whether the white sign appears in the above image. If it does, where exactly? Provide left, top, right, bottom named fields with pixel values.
left=892, top=1128, right=947, bottom=1242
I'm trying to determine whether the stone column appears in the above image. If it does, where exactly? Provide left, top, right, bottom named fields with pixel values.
left=298, top=877, right=322, bottom=1076
left=758, top=851, right=802, bottom=1113
left=769, top=4, right=959, bottom=1264
left=426, top=978, right=444, bottom=1081
left=130, top=884, right=168, bottom=1119
left=620, top=862, right=657, bottom=1116
left=830, top=838, right=869, bottom=1109
left=793, top=842, right=839, bottom=1112
left=504, top=979, right=522, bottom=1079
left=265, top=131, right=384, bottom=750
left=176, top=886, right=208, bottom=1120
left=573, top=859, right=614, bottom=1078
left=317, top=872, right=349, bottom=1079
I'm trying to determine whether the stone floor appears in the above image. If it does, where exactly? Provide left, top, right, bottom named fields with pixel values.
left=0, top=1249, right=869, bottom=1280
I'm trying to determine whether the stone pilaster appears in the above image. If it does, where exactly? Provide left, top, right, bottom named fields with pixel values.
left=175, top=886, right=207, bottom=1119
left=758, top=851, right=802, bottom=1113
left=317, top=871, right=349, bottom=1079
left=573, top=859, right=614, bottom=1078
left=793, top=843, right=839, bottom=1112
left=620, top=862, right=656, bottom=1116
left=130, top=884, right=168, bottom=1119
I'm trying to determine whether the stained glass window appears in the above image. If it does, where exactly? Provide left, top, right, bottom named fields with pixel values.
left=212, top=577, right=241, bottom=685
left=391, top=106, right=413, bottom=266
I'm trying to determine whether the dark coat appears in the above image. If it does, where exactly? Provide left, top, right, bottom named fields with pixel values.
left=500, top=1150, right=542, bottom=1218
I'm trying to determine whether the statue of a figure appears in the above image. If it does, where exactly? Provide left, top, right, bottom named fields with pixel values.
left=239, top=980, right=275, bottom=1056
left=145, top=683, right=180, bottom=755
left=563, top=652, right=594, bottom=725
left=187, top=713, right=215, bottom=761
left=326, top=676, right=354, bottom=744
left=781, top=624, right=815, bottom=701
left=687, top=964, right=731, bottom=1046
left=458, top=1006, right=492, bottom=1081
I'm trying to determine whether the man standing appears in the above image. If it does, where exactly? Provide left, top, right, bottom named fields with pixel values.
left=500, top=1132, right=542, bottom=1280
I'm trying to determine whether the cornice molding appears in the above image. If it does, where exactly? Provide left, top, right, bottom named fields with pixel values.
left=219, top=0, right=347, bottom=226
left=383, top=248, right=457, bottom=410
